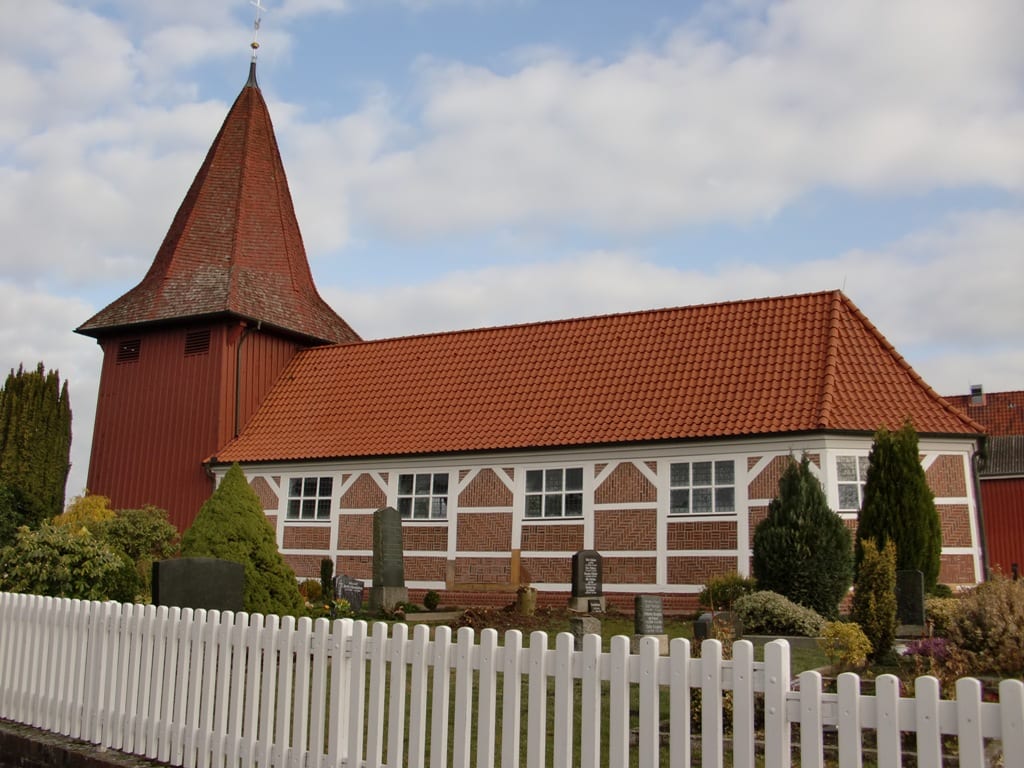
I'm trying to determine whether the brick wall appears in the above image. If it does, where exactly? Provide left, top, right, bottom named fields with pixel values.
left=602, top=556, right=656, bottom=583
left=457, top=512, right=512, bottom=551
left=594, top=509, right=657, bottom=550
left=939, top=504, right=973, bottom=547
left=454, top=556, right=511, bottom=583
left=594, top=462, right=656, bottom=503
left=284, top=553, right=327, bottom=579
left=403, top=525, right=448, bottom=551
left=939, top=554, right=976, bottom=585
left=519, top=556, right=571, bottom=584
left=251, top=476, right=279, bottom=509
left=283, top=525, right=330, bottom=549
left=340, top=473, right=386, bottom=509
left=926, top=455, right=968, bottom=497
left=521, top=524, right=583, bottom=552
left=666, top=520, right=737, bottom=550
left=336, top=555, right=372, bottom=579
left=404, top=556, right=447, bottom=581
left=458, top=468, right=513, bottom=507
left=337, top=513, right=373, bottom=550
left=667, top=555, right=736, bottom=584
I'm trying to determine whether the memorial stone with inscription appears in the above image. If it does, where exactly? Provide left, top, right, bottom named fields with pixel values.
left=632, top=595, right=668, bottom=654
left=334, top=574, right=365, bottom=612
left=369, top=507, right=408, bottom=611
left=569, top=549, right=606, bottom=612
left=152, top=558, right=244, bottom=612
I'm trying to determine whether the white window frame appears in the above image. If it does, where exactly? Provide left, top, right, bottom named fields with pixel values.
left=286, top=476, right=333, bottom=521
left=524, top=467, right=584, bottom=519
left=836, top=455, right=869, bottom=512
left=397, top=471, right=450, bottom=520
left=668, top=459, right=736, bottom=515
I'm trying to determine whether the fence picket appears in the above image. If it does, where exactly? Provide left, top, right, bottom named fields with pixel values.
left=3, top=593, right=1024, bottom=768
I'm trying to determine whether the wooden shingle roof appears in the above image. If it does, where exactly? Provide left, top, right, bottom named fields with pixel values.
left=76, top=64, right=359, bottom=345
left=213, top=290, right=981, bottom=464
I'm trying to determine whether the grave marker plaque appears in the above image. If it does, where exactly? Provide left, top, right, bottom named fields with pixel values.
left=634, top=595, right=665, bottom=635
left=334, top=574, right=365, bottom=611
left=152, top=558, right=244, bottom=612
left=569, top=549, right=606, bottom=612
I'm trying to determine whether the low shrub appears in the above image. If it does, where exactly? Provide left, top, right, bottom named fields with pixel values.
left=818, top=621, right=871, bottom=671
left=423, top=589, right=441, bottom=611
left=732, top=591, right=825, bottom=637
left=929, top=583, right=954, bottom=598
left=698, top=573, right=757, bottom=611
left=946, top=575, right=1024, bottom=678
left=924, top=596, right=961, bottom=637
left=851, top=538, right=897, bottom=662
left=299, top=579, right=323, bottom=603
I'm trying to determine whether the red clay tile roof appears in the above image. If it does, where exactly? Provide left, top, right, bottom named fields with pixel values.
left=76, top=64, right=359, bottom=345
left=213, top=290, right=981, bottom=464
left=945, top=390, right=1024, bottom=437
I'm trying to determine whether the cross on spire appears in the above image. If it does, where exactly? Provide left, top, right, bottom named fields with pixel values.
left=250, top=0, right=265, bottom=60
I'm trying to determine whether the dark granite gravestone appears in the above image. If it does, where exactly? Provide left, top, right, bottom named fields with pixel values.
left=369, top=506, right=408, bottom=611
left=633, top=595, right=668, bottom=654
left=570, top=550, right=606, bottom=612
left=693, top=611, right=744, bottom=642
left=334, top=574, right=365, bottom=611
left=896, top=569, right=926, bottom=632
left=152, top=558, right=244, bottom=612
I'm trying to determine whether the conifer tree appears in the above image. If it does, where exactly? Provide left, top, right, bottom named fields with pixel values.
left=0, top=363, right=72, bottom=523
left=851, top=538, right=898, bottom=662
left=752, top=455, right=853, bottom=619
left=855, top=422, right=942, bottom=590
left=181, top=463, right=304, bottom=616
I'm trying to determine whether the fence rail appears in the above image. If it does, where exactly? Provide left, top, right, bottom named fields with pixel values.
left=0, top=591, right=1021, bottom=767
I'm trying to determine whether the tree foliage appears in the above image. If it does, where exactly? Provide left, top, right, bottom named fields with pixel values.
left=0, top=483, right=42, bottom=547
left=752, top=455, right=853, bottom=619
left=181, top=464, right=304, bottom=616
left=0, top=363, right=72, bottom=521
left=856, top=422, right=942, bottom=590
left=54, top=492, right=116, bottom=531
left=93, top=505, right=180, bottom=600
left=851, top=538, right=897, bottom=662
left=0, top=522, right=133, bottom=601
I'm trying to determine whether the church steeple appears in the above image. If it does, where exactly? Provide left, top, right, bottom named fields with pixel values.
left=77, top=67, right=358, bottom=345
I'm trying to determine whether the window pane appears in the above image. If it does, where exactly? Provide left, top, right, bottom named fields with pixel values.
left=692, top=461, right=712, bottom=486
left=317, top=499, right=331, bottom=518
left=857, top=457, right=869, bottom=481
left=319, top=477, right=333, bottom=496
left=413, top=498, right=429, bottom=519
left=836, top=456, right=857, bottom=482
left=302, top=499, right=316, bottom=519
left=289, top=478, right=303, bottom=497
left=432, top=474, right=449, bottom=494
left=414, top=474, right=431, bottom=494
left=670, top=463, right=689, bottom=487
left=545, top=469, right=563, bottom=492
left=692, top=488, right=712, bottom=514
left=838, top=484, right=860, bottom=510
left=670, top=489, right=689, bottom=514
left=431, top=497, right=448, bottom=519
left=398, top=474, right=414, bottom=495
left=398, top=498, right=412, bottom=518
left=526, top=470, right=543, bottom=493
left=565, top=467, right=583, bottom=491
left=525, top=495, right=542, bottom=517
left=715, top=461, right=734, bottom=485
left=715, top=487, right=735, bottom=513
left=544, top=495, right=562, bottom=517
left=565, top=493, right=583, bottom=516
left=288, top=499, right=301, bottom=518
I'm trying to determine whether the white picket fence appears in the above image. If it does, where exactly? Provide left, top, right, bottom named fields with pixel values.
left=0, top=592, right=1022, bottom=767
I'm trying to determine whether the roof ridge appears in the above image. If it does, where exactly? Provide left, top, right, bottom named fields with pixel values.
left=837, top=292, right=986, bottom=435
left=817, top=289, right=843, bottom=429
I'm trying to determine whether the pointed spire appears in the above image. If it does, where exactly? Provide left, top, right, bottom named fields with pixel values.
left=77, top=66, right=359, bottom=345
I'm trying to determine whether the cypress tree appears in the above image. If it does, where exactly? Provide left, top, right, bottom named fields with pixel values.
left=0, top=363, right=72, bottom=521
left=181, top=463, right=305, bottom=616
left=752, top=455, right=853, bottom=619
left=855, top=421, right=942, bottom=590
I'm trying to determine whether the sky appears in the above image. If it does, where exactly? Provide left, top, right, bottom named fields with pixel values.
left=2, top=0, right=1023, bottom=502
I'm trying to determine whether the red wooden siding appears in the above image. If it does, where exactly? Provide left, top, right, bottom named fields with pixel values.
left=981, top=477, right=1024, bottom=576
left=87, top=322, right=300, bottom=530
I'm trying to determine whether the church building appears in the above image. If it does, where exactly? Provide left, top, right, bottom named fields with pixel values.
left=77, top=63, right=986, bottom=609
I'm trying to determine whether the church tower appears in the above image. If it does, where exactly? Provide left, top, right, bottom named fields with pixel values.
left=76, top=62, right=359, bottom=530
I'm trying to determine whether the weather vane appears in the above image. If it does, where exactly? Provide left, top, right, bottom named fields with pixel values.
left=250, top=0, right=265, bottom=60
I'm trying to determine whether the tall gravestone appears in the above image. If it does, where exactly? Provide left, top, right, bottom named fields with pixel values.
left=152, top=558, right=244, bottom=612
left=895, top=569, right=926, bottom=635
left=368, top=506, right=408, bottom=611
left=632, top=594, right=668, bottom=654
left=569, top=549, right=605, bottom=612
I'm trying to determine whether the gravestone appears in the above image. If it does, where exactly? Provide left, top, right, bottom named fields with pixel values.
left=632, top=594, right=668, bottom=654
left=569, top=615, right=603, bottom=651
left=693, top=611, right=744, bottom=642
left=569, top=550, right=606, bottom=612
left=896, top=569, right=926, bottom=635
left=369, top=506, right=408, bottom=611
left=152, top=558, right=244, bottom=612
left=334, top=574, right=365, bottom=612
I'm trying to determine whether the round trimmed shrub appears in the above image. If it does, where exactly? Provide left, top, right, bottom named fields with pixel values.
left=732, top=590, right=826, bottom=637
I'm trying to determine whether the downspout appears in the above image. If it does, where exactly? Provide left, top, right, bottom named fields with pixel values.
left=234, top=320, right=262, bottom=438
left=971, top=435, right=989, bottom=581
